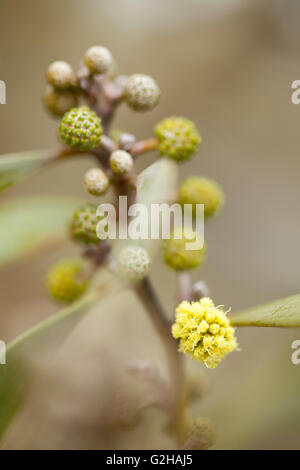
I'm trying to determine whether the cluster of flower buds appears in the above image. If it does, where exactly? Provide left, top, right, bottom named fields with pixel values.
left=44, top=47, right=230, bottom=372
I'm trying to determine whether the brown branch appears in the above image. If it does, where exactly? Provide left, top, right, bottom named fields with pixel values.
left=83, top=241, right=111, bottom=268
left=134, top=277, right=186, bottom=446
left=95, top=75, right=126, bottom=133
left=99, top=134, right=118, bottom=154
left=53, top=147, right=82, bottom=161
left=130, top=137, right=158, bottom=157
left=177, top=270, right=193, bottom=303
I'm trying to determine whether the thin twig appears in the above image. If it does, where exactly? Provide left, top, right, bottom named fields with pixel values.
left=130, top=137, right=158, bottom=157
left=99, top=134, right=118, bottom=154
left=134, top=277, right=186, bottom=446
left=177, top=270, right=193, bottom=304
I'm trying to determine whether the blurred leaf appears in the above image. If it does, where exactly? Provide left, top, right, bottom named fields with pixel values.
left=231, top=293, right=300, bottom=328
left=136, top=158, right=178, bottom=207
left=0, top=195, right=82, bottom=267
left=114, top=159, right=178, bottom=257
left=199, top=344, right=300, bottom=449
left=0, top=149, right=60, bottom=192
left=0, top=269, right=120, bottom=440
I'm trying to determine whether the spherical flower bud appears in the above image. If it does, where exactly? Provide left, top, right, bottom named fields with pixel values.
left=192, top=281, right=210, bottom=301
left=179, top=176, right=224, bottom=219
left=172, top=297, right=238, bottom=369
left=186, top=370, right=207, bottom=403
left=155, top=117, right=201, bottom=162
left=43, top=85, right=79, bottom=117
left=84, top=168, right=109, bottom=196
left=110, top=150, right=133, bottom=175
left=125, top=74, right=160, bottom=112
left=117, top=245, right=150, bottom=282
left=119, top=132, right=136, bottom=151
left=46, top=61, right=75, bottom=89
left=46, top=258, right=88, bottom=303
left=71, top=203, right=103, bottom=244
left=59, top=106, right=102, bottom=151
left=84, top=46, right=113, bottom=74
left=162, top=227, right=206, bottom=271
left=183, top=417, right=215, bottom=450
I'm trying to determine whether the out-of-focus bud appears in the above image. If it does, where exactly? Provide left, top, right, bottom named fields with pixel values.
left=110, top=150, right=133, bottom=175
left=46, top=61, right=75, bottom=89
left=84, top=46, right=113, bottom=75
left=84, top=168, right=110, bottom=196
left=182, top=417, right=215, bottom=450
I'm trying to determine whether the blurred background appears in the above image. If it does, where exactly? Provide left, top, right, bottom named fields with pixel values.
left=0, top=0, right=300, bottom=449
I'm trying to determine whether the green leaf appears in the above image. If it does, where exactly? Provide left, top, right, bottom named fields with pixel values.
left=0, top=269, right=119, bottom=439
left=230, top=293, right=300, bottom=328
left=0, top=149, right=60, bottom=192
left=0, top=195, right=82, bottom=267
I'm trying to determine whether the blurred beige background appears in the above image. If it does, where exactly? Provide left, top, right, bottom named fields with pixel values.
left=0, top=0, right=300, bottom=449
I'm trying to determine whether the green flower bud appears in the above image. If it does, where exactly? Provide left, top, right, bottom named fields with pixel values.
left=179, top=176, right=224, bottom=219
left=71, top=203, right=103, bottom=244
left=155, top=117, right=201, bottom=162
left=84, top=168, right=109, bottom=196
left=162, top=227, right=206, bottom=270
left=125, top=74, right=160, bottom=112
left=117, top=245, right=151, bottom=282
left=43, top=85, right=79, bottom=118
left=59, top=106, right=102, bottom=151
left=46, top=258, right=88, bottom=303
left=84, top=46, right=113, bottom=75
left=110, top=150, right=133, bottom=175
left=46, top=61, right=75, bottom=89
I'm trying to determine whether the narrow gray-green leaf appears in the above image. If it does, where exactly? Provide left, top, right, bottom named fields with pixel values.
left=0, top=269, right=119, bottom=439
left=0, top=149, right=61, bottom=192
left=0, top=195, right=82, bottom=267
left=230, top=293, right=300, bottom=328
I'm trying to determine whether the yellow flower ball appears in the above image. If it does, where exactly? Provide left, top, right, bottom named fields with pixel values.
left=172, top=297, right=238, bottom=369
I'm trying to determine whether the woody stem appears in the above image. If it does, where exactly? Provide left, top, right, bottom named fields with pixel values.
left=130, top=137, right=158, bottom=157
left=134, top=277, right=186, bottom=446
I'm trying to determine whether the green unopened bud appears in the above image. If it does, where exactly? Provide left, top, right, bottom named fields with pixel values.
left=46, top=258, right=88, bottom=303
left=59, top=106, right=102, bottom=151
left=125, top=74, right=160, bottom=112
left=162, top=227, right=206, bottom=270
left=155, top=117, right=201, bottom=163
left=84, top=168, right=109, bottom=196
left=46, top=61, right=75, bottom=89
left=71, top=203, right=102, bottom=244
left=179, top=176, right=224, bottom=219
